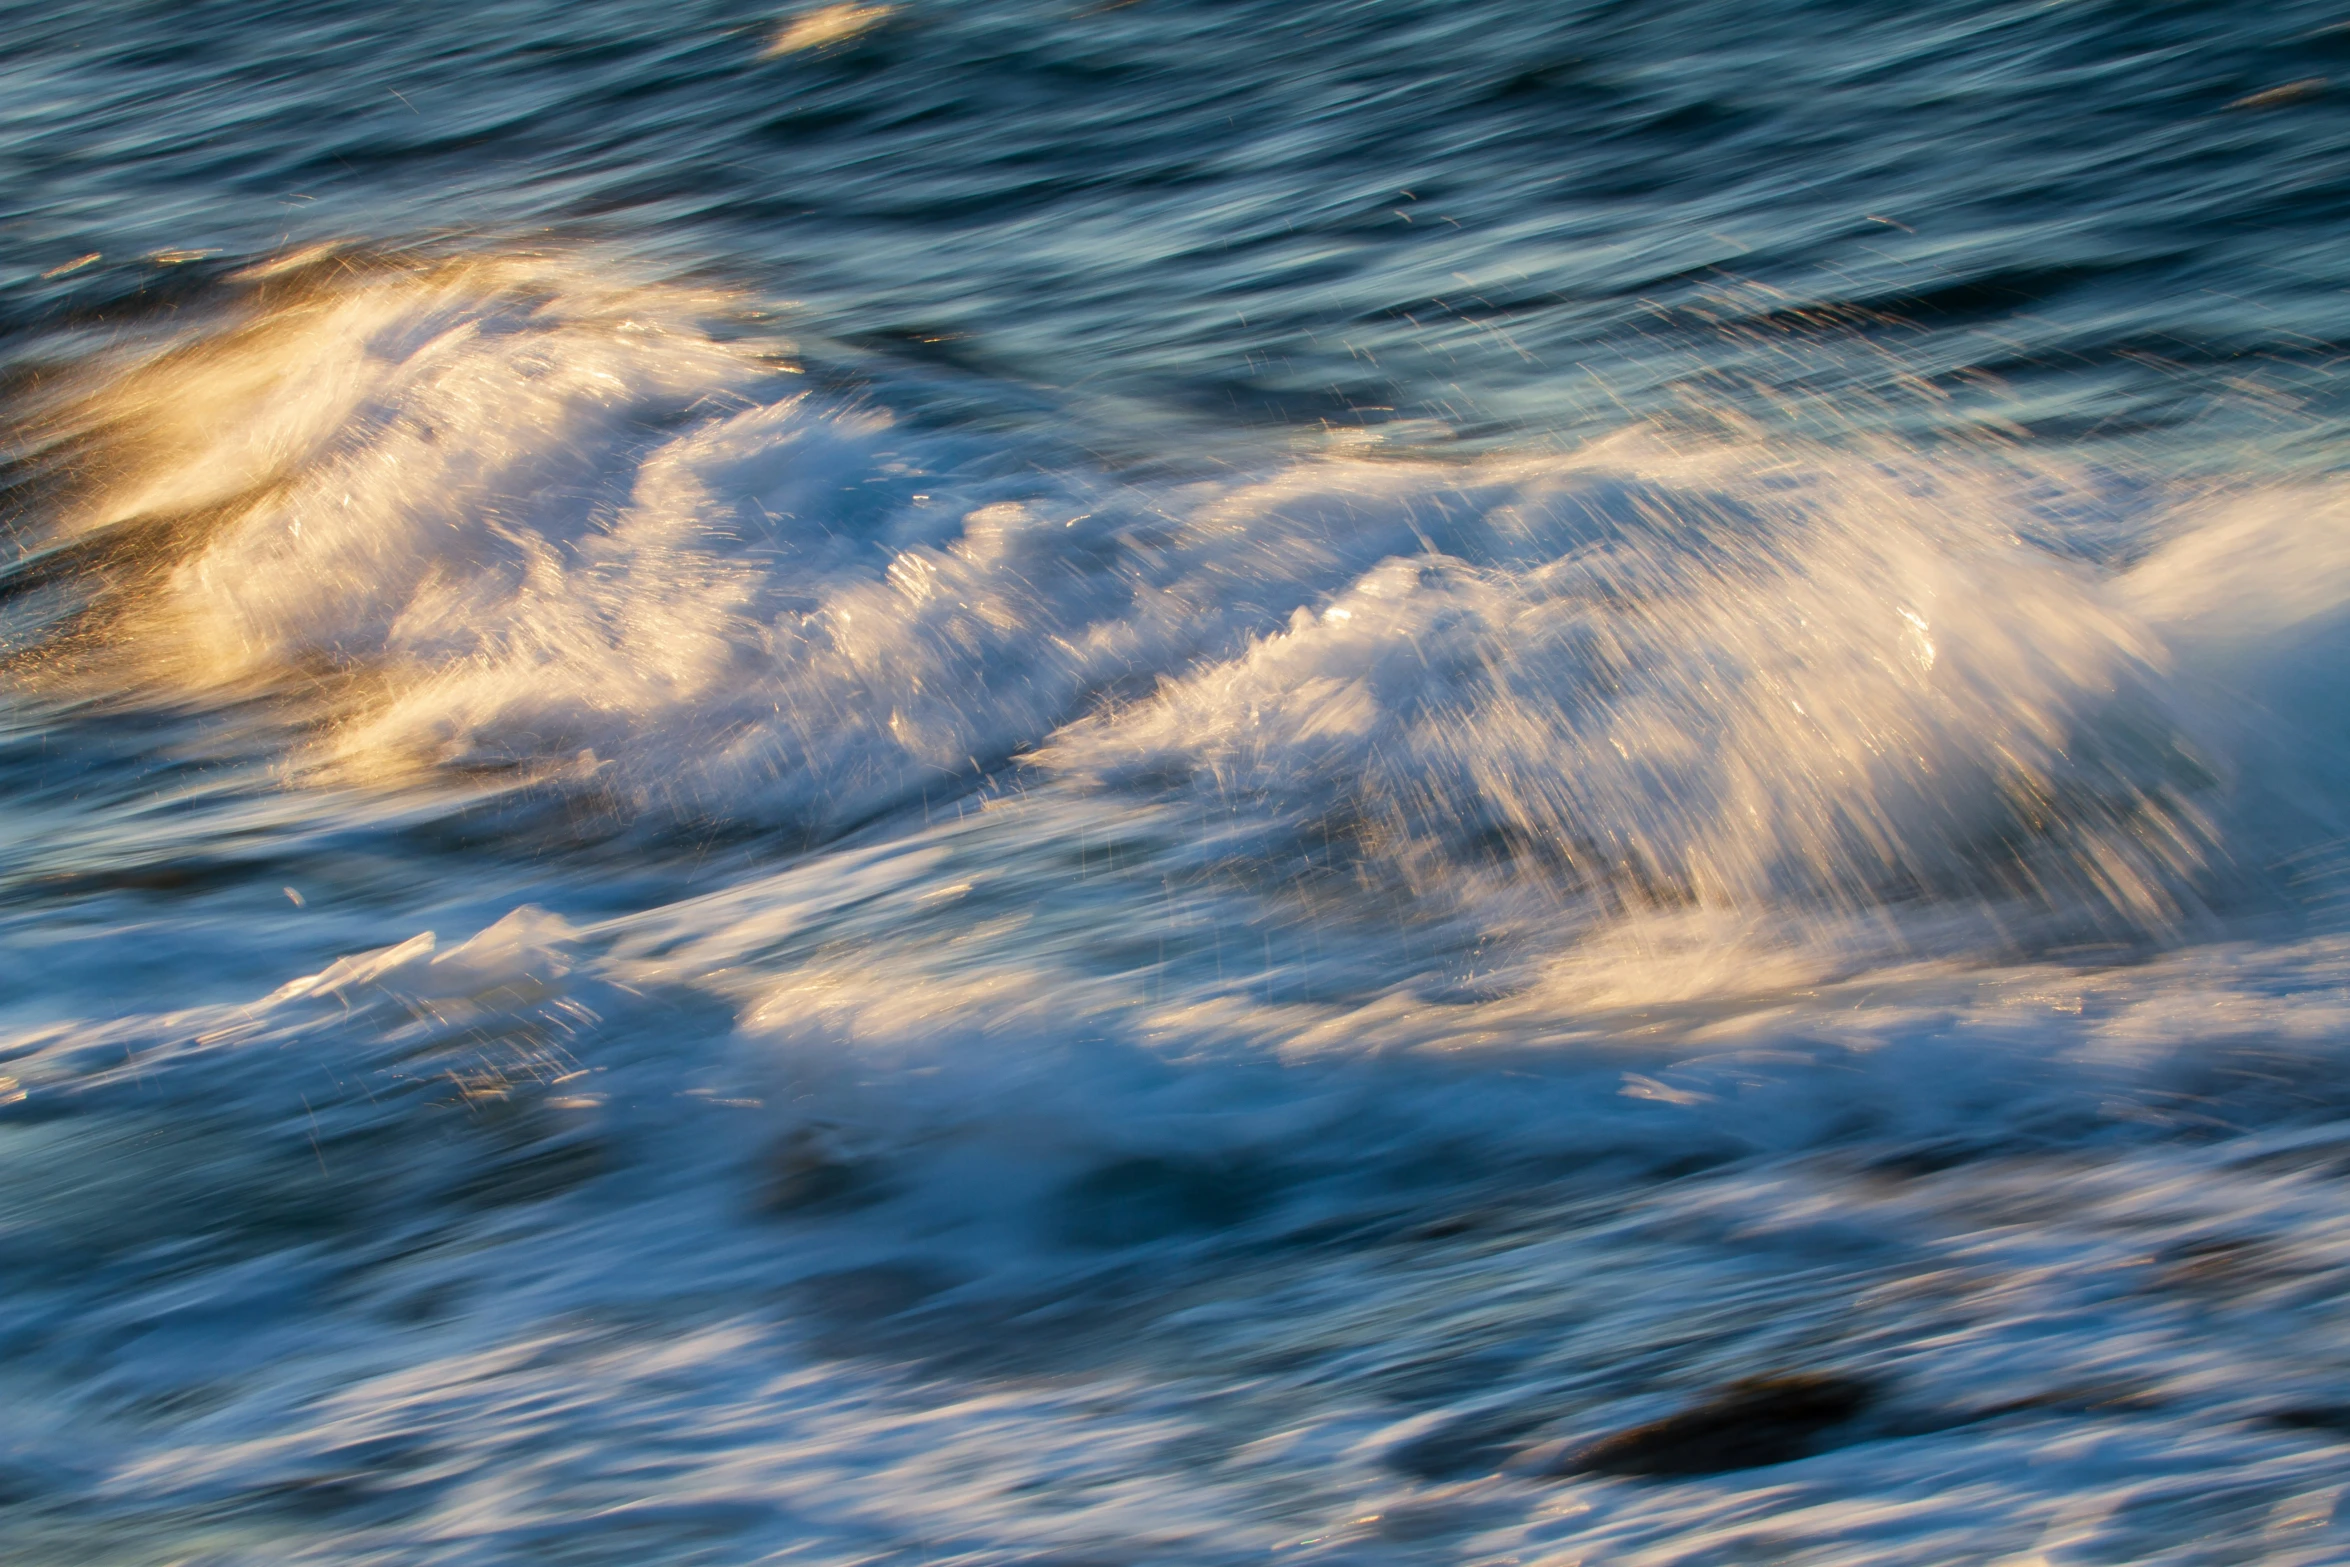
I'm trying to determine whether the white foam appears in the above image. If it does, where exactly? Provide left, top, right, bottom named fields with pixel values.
left=13, top=255, right=2348, bottom=1036
left=32, top=260, right=2342, bottom=953
left=2123, top=483, right=2350, bottom=855
left=1045, top=448, right=2215, bottom=964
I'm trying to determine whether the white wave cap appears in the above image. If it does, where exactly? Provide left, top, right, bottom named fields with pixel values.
left=13, top=254, right=2344, bottom=962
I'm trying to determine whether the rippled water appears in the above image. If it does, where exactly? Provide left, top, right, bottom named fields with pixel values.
left=4, top=3, right=2350, bottom=1563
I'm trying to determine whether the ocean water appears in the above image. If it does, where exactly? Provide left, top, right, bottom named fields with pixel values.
left=4, top=1, right=2350, bottom=1561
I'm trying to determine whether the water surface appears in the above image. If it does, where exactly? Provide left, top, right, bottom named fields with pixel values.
left=5, top=2, right=2350, bottom=1562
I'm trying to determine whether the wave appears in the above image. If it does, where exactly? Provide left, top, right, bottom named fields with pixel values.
left=4, top=250, right=2345, bottom=961
left=11, top=253, right=2350, bottom=1567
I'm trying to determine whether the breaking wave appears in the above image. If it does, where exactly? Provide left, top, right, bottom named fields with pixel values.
left=10, top=253, right=2342, bottom=968
left=9, top=246, right=2350, bottom=1567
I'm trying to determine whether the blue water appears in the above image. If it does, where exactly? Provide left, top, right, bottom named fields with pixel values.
left=5, top=3, right=2350, bottom=1562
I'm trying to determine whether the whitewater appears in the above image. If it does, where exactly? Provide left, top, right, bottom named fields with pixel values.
left=5, top=2, right=2350, bottom=1562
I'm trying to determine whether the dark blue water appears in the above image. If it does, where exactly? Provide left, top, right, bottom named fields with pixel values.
left=7, top=0, right=2346, bottom=455
left=6, top=4, right=2350, bottom=1563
